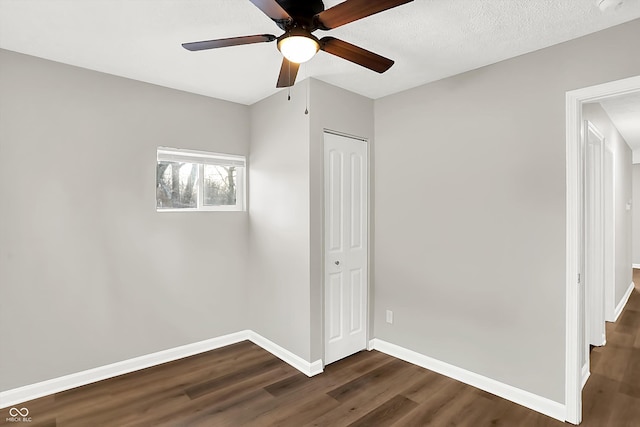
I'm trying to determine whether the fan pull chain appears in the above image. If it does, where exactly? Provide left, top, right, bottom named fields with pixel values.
left=305, top=79, right=309, bottom=115
left=304, top=61, right=310, bottom=115
left=287, top=60, right=291, bottom=101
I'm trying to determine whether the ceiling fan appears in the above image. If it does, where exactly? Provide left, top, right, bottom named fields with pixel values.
left=182, top=0, right=414, bottom=88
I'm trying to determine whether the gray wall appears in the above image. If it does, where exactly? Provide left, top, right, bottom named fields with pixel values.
left=248, top=82, right=312, bottom=361
left=583, top=103, right=634, bottom=303
left=373, top=19, right=640, bottom=404
left=634, top=163, right=640, bottom=267
left=0, top=50, right=250, bottom=391
left=248, top=78, right=374, bottom=364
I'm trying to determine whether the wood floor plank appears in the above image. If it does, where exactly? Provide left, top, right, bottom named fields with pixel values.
left=605, top=329, right=637, bottom=348
left=162, top=389, right=275, bottom=427
left=57, top=388, right=190, bottom=427
left=149, top=367, right=291, bottom=427
left=263, top=350, right=392, bottom=403
left=435, top=387, right=501, bottom=427
left=624, top=288, right=640, bottom=312
left=304, top=363, right=427, bottom=427
left=21, top=420, right=57, bottom=427
left=391, top=381, right=472, bottom=427
left=634, top=324, right=640, bottom=349
left=244, top=393, right=340, bottom=427
left=501, top=406, right=566, bottom=427
left=581, top=373, right=620, bottom=426
left=397, top=369, right=453, bottom=404
left=590, top=345, right=633, bottom=382
left=184, top=356, right=282, bottom=399
left=263, top=372, right=310, bottom=397
left=617, top=347, right=640, bottom=399
left=615, top=308, right=640, bottom=336
left=326, top=358, right=411, bottom=402
left=348, top=395, right=418, bottom=427
left=605, top=389, right=640, bottom=427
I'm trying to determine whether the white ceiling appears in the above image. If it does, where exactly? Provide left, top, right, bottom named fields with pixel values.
left=1, top=0, right=640, bottom=105
left=600, top=92, right=640, bottom=152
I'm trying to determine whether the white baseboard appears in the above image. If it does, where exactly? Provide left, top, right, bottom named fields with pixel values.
left=614, top=282, right=636, bottom=322
left=0, top=330, right=322, bottom=409
left=248, top=331, right=323, bottom=377
left=369, top=338, right=566, bottom=422
left=581, top=364, right=590, bottom=390
left=632, top=264, right=640, bottom=269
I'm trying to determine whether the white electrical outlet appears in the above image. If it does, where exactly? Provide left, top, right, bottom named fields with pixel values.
left=386, top=310, right=393, bottom=324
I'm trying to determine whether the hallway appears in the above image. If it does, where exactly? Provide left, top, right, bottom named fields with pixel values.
left=581, top=268, right=640, bottom=426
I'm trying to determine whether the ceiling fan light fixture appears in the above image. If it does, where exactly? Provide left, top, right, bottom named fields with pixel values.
left=277, top=29, right=319, bottom=64
left=182, top=0, right=413, bottom=88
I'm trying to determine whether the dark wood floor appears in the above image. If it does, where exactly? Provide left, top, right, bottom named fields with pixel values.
left=2, top=270, right=639, bottom=426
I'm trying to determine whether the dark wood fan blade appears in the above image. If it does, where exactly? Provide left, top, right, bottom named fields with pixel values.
left=320, top=37, right=394, bottom=73
left=315, top=0, right=413, bottom=30
left=250, top=0, right=292, bottom=22
left=182, top=34, right=276, bottom=51
left=276, top=58, right=300, bottom=88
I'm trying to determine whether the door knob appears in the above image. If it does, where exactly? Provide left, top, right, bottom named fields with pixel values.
left=335, top=261, right=340, bottom=265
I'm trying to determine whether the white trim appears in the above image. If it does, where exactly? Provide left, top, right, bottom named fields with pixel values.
left=565, top=88, right=583, bottom=425
left=0, top=330, right=322, bottom=409
left=369, top=339, right=565, bottom=422
left=565, top=75, right=640, bottom=425
left=248, top=331, right=323, bottom=377
left=584, top=120, right=607, bottom=347
left=583, top=120, right=606, bottom=353
left=322, top=128, right=368, bottom=142
left=604, top=138, right=616, bottom=322
left=632, top=264, right=640, bottom=269
left=581, top=363, right=590, bottom=390
left=613, top=282, right=636, bottom=322
left=157, top=147, right=246, bottom=167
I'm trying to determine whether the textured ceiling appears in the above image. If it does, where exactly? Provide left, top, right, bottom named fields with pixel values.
left=1, top=0, right=640, bottom=105
left=600, top=92, right=640, bottom=152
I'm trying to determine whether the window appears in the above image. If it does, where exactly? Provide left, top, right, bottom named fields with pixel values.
left=156, top=147, right=245, bottom=211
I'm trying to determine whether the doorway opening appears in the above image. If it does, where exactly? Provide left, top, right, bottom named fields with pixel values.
left=565, top=75, right=640, bottom=425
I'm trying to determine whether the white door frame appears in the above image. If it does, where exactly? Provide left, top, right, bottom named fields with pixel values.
left=565, top=75, right=640, bottom=425
left=322, top=129, right=371, bottom=364
left=603, top=138, right=616, bottom=322
left=584, top=120, right=606, bottom=348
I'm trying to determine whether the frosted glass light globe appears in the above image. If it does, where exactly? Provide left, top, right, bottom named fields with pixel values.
left=278, top=35, right=319, bottom=64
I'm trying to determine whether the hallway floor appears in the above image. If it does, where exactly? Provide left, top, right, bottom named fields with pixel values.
left=581, top=268, right=640, bottom=427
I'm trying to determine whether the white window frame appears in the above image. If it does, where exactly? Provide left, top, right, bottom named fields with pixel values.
left=156, top=147, right=246, bottom=212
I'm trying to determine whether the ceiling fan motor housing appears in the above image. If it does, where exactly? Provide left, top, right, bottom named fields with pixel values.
left=274, top=0, right=325, bottom=30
